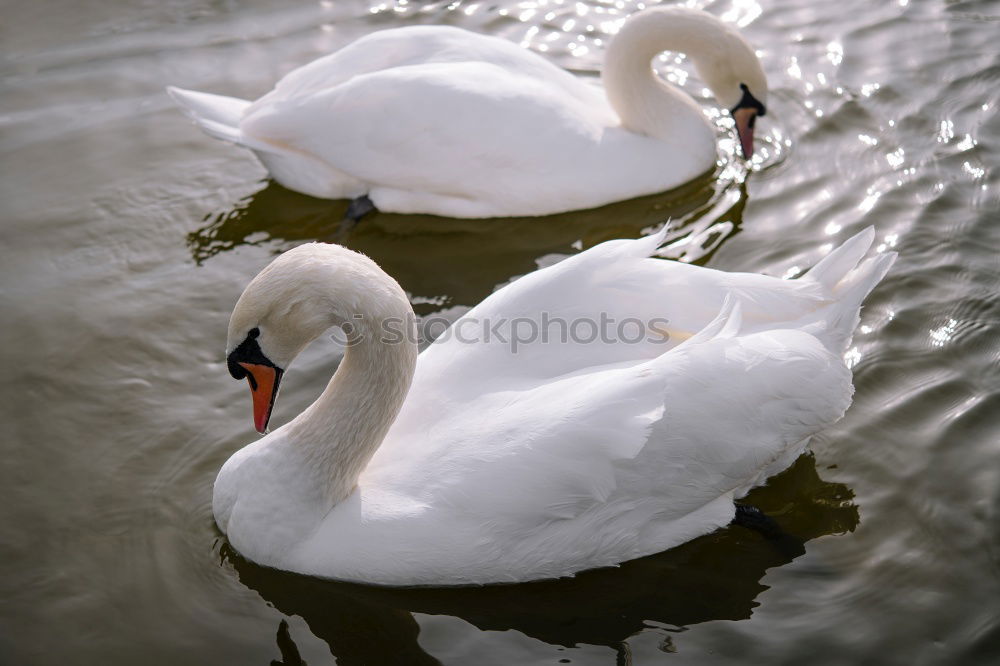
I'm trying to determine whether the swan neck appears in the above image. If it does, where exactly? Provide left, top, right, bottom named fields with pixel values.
left=286, top=315, right=417, bottom=505
left=602, top=12, right=717, bottom=138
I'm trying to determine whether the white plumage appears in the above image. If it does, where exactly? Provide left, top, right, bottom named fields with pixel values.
left=214, top=228, right=894, bottom=585
left=168, top=6, right=768, bottom=217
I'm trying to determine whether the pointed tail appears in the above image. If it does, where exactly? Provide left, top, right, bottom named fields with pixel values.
left=166, top=86, right=252, bottom=146
left=802, top=227, right=896, bottom=352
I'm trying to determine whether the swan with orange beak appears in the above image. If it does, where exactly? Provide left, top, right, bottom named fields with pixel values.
left=227, top=327, right=283, bottom=433
left=731, top=83, right=767, bottom=159
left=169, top=6, right=769, bottom=218
left=225, top=250, right=369, bottom=434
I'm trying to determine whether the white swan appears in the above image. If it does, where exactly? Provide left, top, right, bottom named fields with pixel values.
left=168, top=6, right=768, bottom=218
left=216, top=228, right=894, bottom=585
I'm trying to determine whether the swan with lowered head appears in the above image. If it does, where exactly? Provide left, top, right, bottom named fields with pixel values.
left=216, top=228, right=894, bottom=586
left=168, top=6, right=768, bottom=218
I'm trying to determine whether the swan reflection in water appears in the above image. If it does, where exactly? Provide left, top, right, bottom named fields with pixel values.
left=222, top=454, right=857, bottom=665
left=186, top=166, right=747, bottom=301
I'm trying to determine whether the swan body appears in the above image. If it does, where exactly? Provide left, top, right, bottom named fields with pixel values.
left=168, top=7, right=768, bottom=218
left=216, top=228, right=894, bottom=586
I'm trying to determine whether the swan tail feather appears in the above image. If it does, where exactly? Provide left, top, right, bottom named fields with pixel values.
left=820, top=251, right=896, bottom=352
left=791, top=254, right=894, bottom=356
left=166, top=86, right=252, bottom=146
left=805, top=226, right=876, bottom=291
left=787, top=227, right=895, bottom=352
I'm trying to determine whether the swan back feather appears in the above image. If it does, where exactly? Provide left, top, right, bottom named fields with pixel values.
left=212, top=228, right=895, bottom=585
left=168, top=8, right=768, bottom=216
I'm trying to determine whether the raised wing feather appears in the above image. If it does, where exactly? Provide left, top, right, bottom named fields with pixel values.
left=322, top=230, right=892, bottom=582
left=405, top=231, right=834, bottom=398
left=366, top=297, right=852, bottom=577
left=373, top=232, right=866, bottom=526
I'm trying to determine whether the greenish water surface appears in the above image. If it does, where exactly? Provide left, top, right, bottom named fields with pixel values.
left=1, top=1, right=998, bottom=664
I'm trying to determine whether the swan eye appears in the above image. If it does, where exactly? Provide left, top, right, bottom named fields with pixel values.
left=227, top=326, right=277, bottom=380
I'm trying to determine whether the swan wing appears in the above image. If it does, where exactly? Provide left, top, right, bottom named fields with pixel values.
left=240, top=60, right=639, bottom=215
left=259, top=25, right=594, bottom=104
left=327, top=230, right=893, bottom=582
left=235, top=26, right=706, bottom=216
left=408, top=228, right=893, bottom=395
left=358, top=298, right=854, bottom=582
left=376, top=228, right=892, bottom=525
left=404, top=231, right=829, bottom=398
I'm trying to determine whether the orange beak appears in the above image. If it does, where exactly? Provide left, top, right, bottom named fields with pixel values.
left=238, top=362, right=282, bottom=434
left=733, top=107, right=758, bottom=159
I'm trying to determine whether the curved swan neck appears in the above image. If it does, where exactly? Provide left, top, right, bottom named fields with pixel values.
left=602, top=9, right=730, bottom=138
left=285, top=299, right=418, bottom=505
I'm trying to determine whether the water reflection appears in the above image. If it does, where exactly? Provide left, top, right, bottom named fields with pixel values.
left=187, top=168, right=748, bottom=306
left=223, top=454, right=858, bottom=663
left=271, top=620, right=307, bottom=666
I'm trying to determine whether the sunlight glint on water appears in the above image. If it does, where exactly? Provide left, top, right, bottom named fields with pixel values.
left=0, top=0, right=998, bottom=664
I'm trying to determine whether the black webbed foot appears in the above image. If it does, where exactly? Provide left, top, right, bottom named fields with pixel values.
left=732, top=502, right=806, bottom=558
left=345, top=194, right=376, bottom=223
left=332, top=194, right=377, bottom=243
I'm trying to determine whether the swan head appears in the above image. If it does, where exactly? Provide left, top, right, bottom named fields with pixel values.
left=684, top=16, right=768, bottom=159
left=225, top=243, right=409, bottom=433
left=608, top=7, right=769, bottom=159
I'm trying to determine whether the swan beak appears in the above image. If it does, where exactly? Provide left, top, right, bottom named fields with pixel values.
left=237, top=362, right=282, bottom=434
left=733, top=107, right=758, bottom=159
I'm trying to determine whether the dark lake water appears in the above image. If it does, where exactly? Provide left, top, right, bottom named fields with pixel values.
left=2, top=0, right=998, bottom=663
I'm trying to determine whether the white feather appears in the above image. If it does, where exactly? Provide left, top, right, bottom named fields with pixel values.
left=167, top=7, right=768, bottom=217
left=213, top=228, right=895, bottom=585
